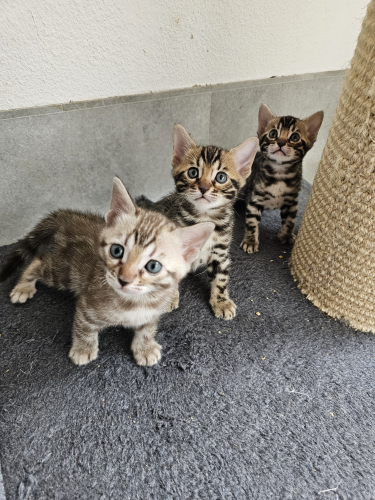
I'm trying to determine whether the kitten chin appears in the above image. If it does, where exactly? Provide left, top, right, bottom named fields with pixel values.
left=267, top=150, right=297, bottom=165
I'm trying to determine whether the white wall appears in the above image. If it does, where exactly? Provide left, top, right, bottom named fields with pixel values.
left=0, top=0, right=367, bottom=111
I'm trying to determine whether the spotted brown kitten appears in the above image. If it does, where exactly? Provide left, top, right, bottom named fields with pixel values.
left=0, top=177, right=214, bottom=366
left=138, top=125, right=258, bottom=320
left=241, top=104, right=323, bottom=253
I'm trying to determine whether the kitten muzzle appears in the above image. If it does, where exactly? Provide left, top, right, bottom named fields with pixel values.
left=118, top=277, right=139, bottom=293
left=269, top=144, right=290, bottom=157
left=195, top=186, right=211, bottom=203
left=119, top=286, right=144, bottom=295
left=274, top=148, right=286, bottom=156
left=118, top=277, right=130, bottom=287
left=117, top=278, right=145, bottom=295
left=195, top=195, right=210, bottom=205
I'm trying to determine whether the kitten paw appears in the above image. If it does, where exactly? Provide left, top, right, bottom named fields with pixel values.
left=10, top=282, right=37, bottom=304
left=210, top=298, right=237, bottom=320
left=69, top=346, right=98, bottom=365
left=240, top=239, right=259, bottom=254
left=133, top=341, right=162, bottom=366
left=278, top=232, right=296, bottom=245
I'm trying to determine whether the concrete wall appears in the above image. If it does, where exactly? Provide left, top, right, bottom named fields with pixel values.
left=0, top=0, right=365, bottom=111
left=0, top=2, right=365, bottom=245
left=0, top=71, right=345, bottom=245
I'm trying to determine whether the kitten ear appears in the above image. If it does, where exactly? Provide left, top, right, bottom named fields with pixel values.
left=258, top=104, right=276, bottom=136
left=174, top=222, right=215, bottom=263
left=172, top=125, right=196, bottom=167
left=303, top=111, right=324, bottom=143
left=105, top=177, right=136, bottom=226
left=230, top=137, right=259, bottom=180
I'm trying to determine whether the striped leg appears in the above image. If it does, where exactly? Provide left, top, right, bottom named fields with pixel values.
left=208, top=246, right=236, bottom=320
left=278, top=199, right=298, bottom=244
left=131, top=322, right=161, bottom=366
left=241, top=200, right=263, bottom=253
left=10, top=256, right=43, bottom=303
left=69, top=300, right=102, bottom=365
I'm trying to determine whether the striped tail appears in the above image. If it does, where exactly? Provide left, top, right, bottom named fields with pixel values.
left=0, top=213, right=60, bottom=282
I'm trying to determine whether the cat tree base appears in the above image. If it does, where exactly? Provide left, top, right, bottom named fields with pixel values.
left=290, top=0, right=375, bottom=332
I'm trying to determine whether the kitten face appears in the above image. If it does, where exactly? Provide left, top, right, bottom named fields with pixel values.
left=174, top=146, right=242, bottom=210
left=100, top=178, right=214, bottom=298
left=257, top=105, right=324, bottom=165
left=172, top=125, right=258, bottom=212
left=101, top=212, right=179, bottom=297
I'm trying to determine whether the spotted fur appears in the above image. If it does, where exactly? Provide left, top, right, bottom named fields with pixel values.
left=0, top=178, right=214, bottom=366
left=241, top=104, right=323, bottom=253
left=137, top=125, right=258, bottom=320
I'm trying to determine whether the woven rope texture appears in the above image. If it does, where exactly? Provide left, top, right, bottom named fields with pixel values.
left=290, top=0, right=375, bottom=332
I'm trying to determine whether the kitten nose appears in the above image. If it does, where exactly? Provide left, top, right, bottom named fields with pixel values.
left=118, top=263, right=137, bottom=285
left=277, top=140, right=286, bottom=147
left=199, top=187, right=208, bottom=195
left=118, top=278, right=130, bottom=287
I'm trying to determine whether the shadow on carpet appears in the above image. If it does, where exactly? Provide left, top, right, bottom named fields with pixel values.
left=0, top=180, right=374, bottom=500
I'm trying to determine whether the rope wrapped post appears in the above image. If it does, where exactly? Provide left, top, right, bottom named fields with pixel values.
left=290, top=0, right=375, bottom=332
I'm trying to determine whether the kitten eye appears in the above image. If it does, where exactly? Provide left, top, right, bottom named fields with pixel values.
left=290, top=132, right=300, bottom=142
left=145, top=260, right=162, bottom=274
left=215, top=172, right=227, bottom=184
left=187, top=167, right=199, bottom=179
left=110, top=244, right=124, bottom=259
left=269, top=129, right=278, bottom=139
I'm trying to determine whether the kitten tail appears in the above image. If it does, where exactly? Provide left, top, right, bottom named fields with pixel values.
left=0, top=213, right=60, bottom=282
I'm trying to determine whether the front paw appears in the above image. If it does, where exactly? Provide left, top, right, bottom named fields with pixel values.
left=278, top=231, right=296, bottom=245
left=69, top=345, right=98, bottom=365
left=240, top=238, right=259, bottom=254
left=133, top=341, right=162, bottom=366
left=10, top=283, right=37, bottom=304
left=210, top=297, right=237, bottom=320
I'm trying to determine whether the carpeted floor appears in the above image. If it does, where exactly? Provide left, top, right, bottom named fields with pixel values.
left=0, top=180, right=374, bottom=500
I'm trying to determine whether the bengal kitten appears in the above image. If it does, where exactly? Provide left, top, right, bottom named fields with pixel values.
left=0, top=178, right=214, bottom=366
left=137, top=125, right=258, bottom=320
left=241, top=104, right=323, bottom=253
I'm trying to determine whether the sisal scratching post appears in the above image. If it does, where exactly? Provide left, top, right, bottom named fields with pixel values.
left=290, top=0, right=375, bottom=332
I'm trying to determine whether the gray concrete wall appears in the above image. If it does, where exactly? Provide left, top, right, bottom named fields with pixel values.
left=0, top=70, right=345, bottom=245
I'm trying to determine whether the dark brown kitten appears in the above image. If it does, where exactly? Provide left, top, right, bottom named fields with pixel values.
left=241, top=104, right=323, bottom=253
left=0, top=178, right=214, bottom=366
left=138, top=125, right=258, bottom=320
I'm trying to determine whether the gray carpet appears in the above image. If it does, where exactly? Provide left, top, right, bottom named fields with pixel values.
left=0, top=180, right=374, bottom=500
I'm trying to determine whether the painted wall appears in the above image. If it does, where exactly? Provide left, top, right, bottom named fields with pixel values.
left=0, top=0, right=366, bottom=111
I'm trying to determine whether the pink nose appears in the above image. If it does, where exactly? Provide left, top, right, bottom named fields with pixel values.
left=118, top=264, right=137, bottom=285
